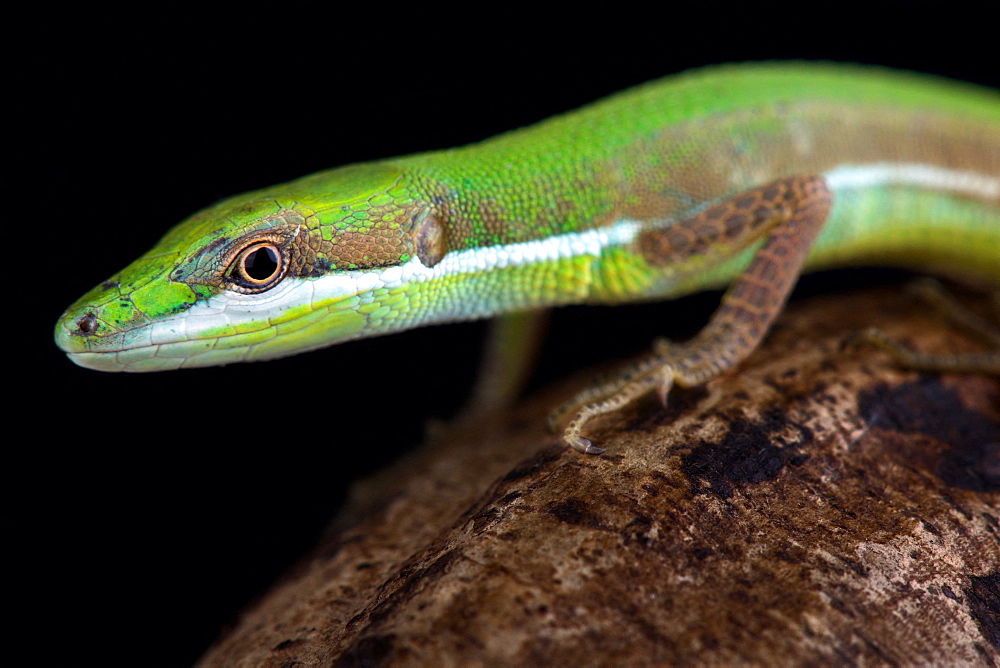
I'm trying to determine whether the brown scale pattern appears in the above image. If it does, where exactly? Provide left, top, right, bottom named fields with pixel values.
left=638, top=175, right=832, bottom=383
left=287, top=204, right=421, bottom=278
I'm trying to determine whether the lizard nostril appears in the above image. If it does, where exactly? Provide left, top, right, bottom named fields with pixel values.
left=75, top=312, right=98, bottom=335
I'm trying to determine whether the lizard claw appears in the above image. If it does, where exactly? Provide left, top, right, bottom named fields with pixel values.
left=656, top=370, right=675, bottom=406
left=566, top=434, right=605, bottom=455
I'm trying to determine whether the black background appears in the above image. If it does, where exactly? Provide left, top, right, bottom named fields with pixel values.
left=26, top=3, right=997, bottom=665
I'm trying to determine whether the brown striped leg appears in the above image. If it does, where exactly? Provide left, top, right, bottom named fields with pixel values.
left=849, top=279, right=1000, bottom=374
left=549, top=175, right=833, bottom=454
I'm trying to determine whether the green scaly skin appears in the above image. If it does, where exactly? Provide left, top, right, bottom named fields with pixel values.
left=55, top=63, right=999, bottom=373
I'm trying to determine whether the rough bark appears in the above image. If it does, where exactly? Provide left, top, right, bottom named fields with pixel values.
left=199, top=288, right=1000, bottom=666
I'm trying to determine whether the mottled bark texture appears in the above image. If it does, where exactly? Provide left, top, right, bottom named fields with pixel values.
left=200, top=288, right=999, bottom=666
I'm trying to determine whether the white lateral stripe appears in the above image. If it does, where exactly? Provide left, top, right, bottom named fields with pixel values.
left=434, top=219, right=642, bottom=275
left=307, top=219, right=645, bottom=304
left=824, top=162, right=1000, bottom=199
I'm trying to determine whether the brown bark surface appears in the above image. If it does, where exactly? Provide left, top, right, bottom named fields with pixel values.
left=199, top=288, right=1000, bottom=666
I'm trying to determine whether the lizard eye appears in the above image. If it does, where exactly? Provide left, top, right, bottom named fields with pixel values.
left=229, top=242, right=286, bottom=293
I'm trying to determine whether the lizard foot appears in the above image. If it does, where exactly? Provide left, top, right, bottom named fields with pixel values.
left=547, top=350, right=677, bottom=454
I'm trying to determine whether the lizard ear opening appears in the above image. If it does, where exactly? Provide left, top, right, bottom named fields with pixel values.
left=412, top=208, right=449, bottom=268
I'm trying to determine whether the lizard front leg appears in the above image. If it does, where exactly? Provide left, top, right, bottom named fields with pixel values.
left=549, top=175, right=832, bottom=454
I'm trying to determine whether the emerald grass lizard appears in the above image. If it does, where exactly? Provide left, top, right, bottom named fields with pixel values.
left=55, top=63, right=1000, bottom=453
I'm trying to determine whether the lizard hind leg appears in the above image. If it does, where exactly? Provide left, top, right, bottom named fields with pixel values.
left=549, top=175, right=834, bottom=454
left=850, top=279, right=1000, bottom=374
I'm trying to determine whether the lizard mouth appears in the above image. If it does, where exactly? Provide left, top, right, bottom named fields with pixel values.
left=55, top=276, right=371, bottom=372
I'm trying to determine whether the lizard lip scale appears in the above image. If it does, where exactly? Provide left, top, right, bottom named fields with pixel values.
left=54, top=63, right=998, bottom=448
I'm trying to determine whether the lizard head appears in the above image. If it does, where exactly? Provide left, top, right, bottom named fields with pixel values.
left=55, top=163, right=451, bottom=371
